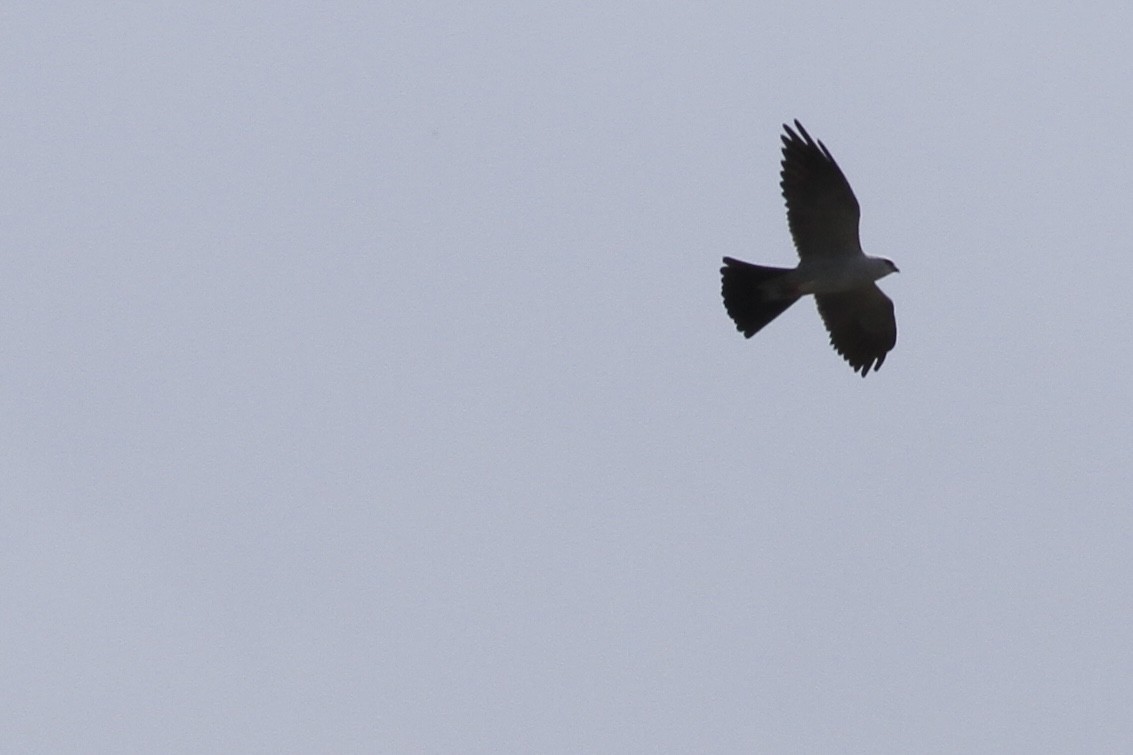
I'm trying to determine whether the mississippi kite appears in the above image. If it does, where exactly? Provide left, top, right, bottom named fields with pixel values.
left=721, top=121, right=898, bottom=376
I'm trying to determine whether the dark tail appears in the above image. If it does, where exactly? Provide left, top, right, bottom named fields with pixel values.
left=720, top=257, right=799, bottom=337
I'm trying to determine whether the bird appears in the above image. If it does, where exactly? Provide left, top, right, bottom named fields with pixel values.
left=720, top=120, right=898, bottom=376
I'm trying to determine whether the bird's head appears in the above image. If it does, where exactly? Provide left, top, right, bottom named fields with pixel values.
left=874, top=257, right=899, bottom=278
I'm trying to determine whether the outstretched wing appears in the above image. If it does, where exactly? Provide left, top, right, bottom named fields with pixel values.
left=780, top=120, right=862, bottom=260
left=814, top=285, right=896, bottom=376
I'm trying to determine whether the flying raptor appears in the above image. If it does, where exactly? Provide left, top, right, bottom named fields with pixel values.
left=721, top=121, right=898, bottom=376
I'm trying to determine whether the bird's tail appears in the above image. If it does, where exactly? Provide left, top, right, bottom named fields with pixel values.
left=720, top=257, right=799, bottom=337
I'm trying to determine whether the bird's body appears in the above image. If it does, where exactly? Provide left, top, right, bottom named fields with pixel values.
left=721, top=121, right=898, bottom=376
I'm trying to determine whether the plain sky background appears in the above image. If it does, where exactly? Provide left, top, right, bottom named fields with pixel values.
left=3, top=2, right=1132, bottom=752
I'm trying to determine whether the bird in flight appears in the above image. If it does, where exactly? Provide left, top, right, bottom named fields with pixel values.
left=721, top=121, right=898, bottom=376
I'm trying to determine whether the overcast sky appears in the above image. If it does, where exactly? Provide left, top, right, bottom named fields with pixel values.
left=3, top=2, right=1133, bottom=752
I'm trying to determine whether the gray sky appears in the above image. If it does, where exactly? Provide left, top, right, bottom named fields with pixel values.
left=3, top=2, right=1132, bottom=752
